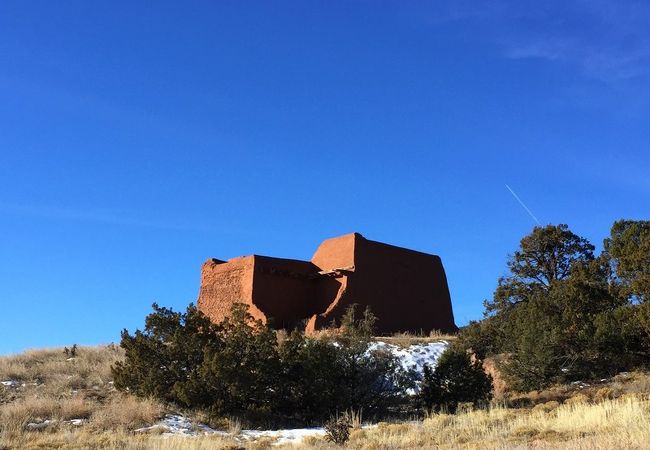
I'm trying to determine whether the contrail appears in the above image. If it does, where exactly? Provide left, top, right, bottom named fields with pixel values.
left=505, top=184, right=541, bottom=225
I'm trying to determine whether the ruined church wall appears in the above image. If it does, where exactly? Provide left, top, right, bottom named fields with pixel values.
left=197, top=256, right=264, bottom=324
left=311, top=232, right=357, bottom=271
left=306, top=235, right=456, bottom=334
left=250, top=256, right=319, bottom=328
left=198, top=233, right=457, bottom=334
left=351, top=238, right=456, bottom=334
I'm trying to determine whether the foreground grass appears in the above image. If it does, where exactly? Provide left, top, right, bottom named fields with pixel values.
left=0, top=345, right=166, bottom=449
left=2, top=345, right=650, bottom=449
left=337, top=397, right=650, bottom=450
left=4, top=398, right=649, bottom=449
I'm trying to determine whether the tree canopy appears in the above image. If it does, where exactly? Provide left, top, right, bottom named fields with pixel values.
left=605, top=220, right=650, bottom=303
left=461, top=221, right=649, bottom=390
left=486, top=224, right=595, bottom=314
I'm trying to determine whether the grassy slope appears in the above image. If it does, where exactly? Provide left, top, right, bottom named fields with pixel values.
left=1, top=345, right=649, bottom=449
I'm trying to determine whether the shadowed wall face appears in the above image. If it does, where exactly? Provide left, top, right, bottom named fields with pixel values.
left=197, top=233, right=457, bottom=334
left=347, top=237, right=455, bottom=333
left=250, top=256, right=318, bottom=328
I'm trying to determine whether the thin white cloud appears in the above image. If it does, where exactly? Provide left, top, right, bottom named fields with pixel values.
left=431, top=0, right=650, bottom=83
left=506, top=36, right=650, bottom=82
left=503, top=1, right=650, bottom=82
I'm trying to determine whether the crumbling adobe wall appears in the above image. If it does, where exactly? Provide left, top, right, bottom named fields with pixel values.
left=306, top=233, right=456, bottom=334
left=197, top=256, right=262, bottom=324
left=198, top=233, right=457, bottom=334
left=198, top=255, right=320, bottom=328
left=250, top=256, right=319, bottom=328
left=310, top=232, right=356, bottom=315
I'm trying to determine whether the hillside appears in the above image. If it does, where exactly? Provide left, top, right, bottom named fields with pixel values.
left=2, top=344, right=650, bottom=449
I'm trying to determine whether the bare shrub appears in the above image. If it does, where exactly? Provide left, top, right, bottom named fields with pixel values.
left=324, top=414, right=352, bottom=445
left=63, top=344, right=78, bottom=358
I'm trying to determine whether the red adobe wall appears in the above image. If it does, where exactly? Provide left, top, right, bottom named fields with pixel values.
left=197, top=256, right=261, bottom=323
left=198, top=255, right=318, bottom=327
left=305, top=233, right=456, bottom=334
left=198, top=233, right=457, bottom=334
left=250, top=256, right=319, bottom=328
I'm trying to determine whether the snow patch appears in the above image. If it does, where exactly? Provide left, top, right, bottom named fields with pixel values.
left=1, top=380, right=18, bottom=387
left=369, top=340, right=449, bottom=377
left=136, top=414, right=217, bottom=436
left=240, top=427, right=326, bottom=444
left=26, top=420, right=53, bottom=431
left=137, top=415, right=326, bottom=445
left=66, top=418, right=86, bottom=426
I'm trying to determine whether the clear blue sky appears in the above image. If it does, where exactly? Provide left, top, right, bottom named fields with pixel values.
left=1, top=1, right=649, bottom=355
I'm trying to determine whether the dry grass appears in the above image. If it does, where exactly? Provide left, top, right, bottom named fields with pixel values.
left=4, top=398, right=648, bottom=449
left=293, top=397, right=650, bottom=449
left=0, top=430, right=242, bottom=450
left=0, top=345, right=122, bottom=394
left=378, top=331, right=456, bottom=347
left=88, top=394, right=164, bottom=431
left=306, top=328, right=457, bottom=347
left=0, top=345, right=166, bottom=449
left=505, top=370, right=650, bottom=408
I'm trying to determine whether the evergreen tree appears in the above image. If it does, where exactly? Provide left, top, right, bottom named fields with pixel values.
left=112, top=303, right=222, bottom=406
left=605, top=220, right=650, bottom=303
left=200, top=303, right=282, bottom=419
left=419, top=346, right=492, bottom=413
left=486, top=224, right=595, bottom=315
left=459, top=223, right=641, bottom=390
left=279, top=331, right=342, bottom=423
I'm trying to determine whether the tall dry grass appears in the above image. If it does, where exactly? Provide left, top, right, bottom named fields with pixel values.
left=378, top=331, right=456, bottom=347
left=506, top=370, right=650, bottom=407
left=4, top=397, right=648, bottom=449
left=0, top=345, right=166, bottom=449
left=0, top=430, right=243, bottom=450
left=0, top=345, right=122, bottom=393
left=326, top=397, right=650, bottom=450
left=88, top=394, right=164, bottom=431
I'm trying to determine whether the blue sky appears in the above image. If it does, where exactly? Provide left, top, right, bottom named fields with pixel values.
left=1, top=1, right=649, bottom=355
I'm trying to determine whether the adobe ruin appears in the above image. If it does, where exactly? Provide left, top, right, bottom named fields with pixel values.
left=197, top=232, right=457, bottom=334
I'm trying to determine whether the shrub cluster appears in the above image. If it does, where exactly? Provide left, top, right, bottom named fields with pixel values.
left=458, top=221, right=650, bottom=391
left=113, top=303, right=420, bottom=426
left=324, top=414, right=353, bottom=445
left=420, top=346, right=493, bottom=413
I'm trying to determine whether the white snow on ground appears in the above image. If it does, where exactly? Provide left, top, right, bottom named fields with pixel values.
left=369, top=340, right=449, bottom=377
left=25, top=420, right=53, bottom=431
left=1, top=380, right=18, bottom=387
left=136, top=415, right=217, bottom=436
left=136, top=414, right=326, bottom=445
left=66, top=419, right=85, bottom=426
left=241, top=427, right=326, bottom=444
